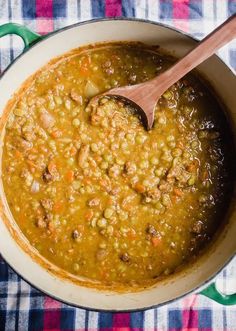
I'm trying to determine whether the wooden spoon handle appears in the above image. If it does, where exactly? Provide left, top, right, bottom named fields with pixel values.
left=150, top=14, right=236, bottom=96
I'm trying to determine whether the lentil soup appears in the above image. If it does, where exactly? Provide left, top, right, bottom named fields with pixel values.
left=1, top=43, right=233, bottom=289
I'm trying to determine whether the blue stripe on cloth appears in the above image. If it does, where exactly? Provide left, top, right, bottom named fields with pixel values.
left=159, top=0, right=172, bottom=19
left=0, top=260, right=8, bottom=282
left=85, top=310, right=89, bottom=330
left=91, top=0, right=105, bottom=18
left=53, top=0, right=67, bottom=18
left=98, top=312, right=113, bottom=328
left=122, top=0, right=135, bottom=17
left=29, top=293, right=45, bottom=311
left=230, top=49, right=236, bottom=69
left=168, top=309, right=182, bottom=329
left=60, top=308, right=75, bottom=329
left=130, top=311, right=144, bottom=328
left=77, top=0, right=81, bottom=20
left=189, top=0, right=203, bottom=19
left=154, top=309, right=158, bottom=331
left=199, top=309, right=212, bottom=328
left=0, top=311, right=6, bottom=329
left=22, top=0, right=35, bottom=19
left=228, top=0, right=236, bottom=15
left=28, top=309, right=44, bottom=330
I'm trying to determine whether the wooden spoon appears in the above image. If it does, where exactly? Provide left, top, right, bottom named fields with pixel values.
left=89, top=14, right=236, bottom=130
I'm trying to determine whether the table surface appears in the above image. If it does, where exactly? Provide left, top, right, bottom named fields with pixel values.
left=0, top=1, right=235, bottom=330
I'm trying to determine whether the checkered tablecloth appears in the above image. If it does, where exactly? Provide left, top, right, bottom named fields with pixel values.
left=0, top=1, right=235, bottom=330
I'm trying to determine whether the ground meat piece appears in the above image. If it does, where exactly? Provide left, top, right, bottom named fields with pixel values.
left=15, top=137, right=33, bottom=152
left=96, top=249, right=108, bottom=261
left=78, top=145, right=89, bottom=168
left=108, top=165, right=120, bottom=178
left=128, top=73, right=137, bottom=83
left=42, top=163, right=59, bottom=183
left=159, top=180, right=173, bottom=193
left=124, top=162, right=137, bottom=176
left=35, top=216, right=47, bottom=228
left=111, top=113, right=127, bottom=128
left=110, top=186, right=120, bottom=196
left=70, top=89, right=83, bottom=104
left=40, top=111, right=55, bottom=129
left=176, top=170, right=191, bottom=184
left=22, top=131, right=35, bottom=142
left=102, top=60, right=112, bottom=68
left=20, top=169, right=33, bottom=186
left=143, top=188, right=161, bottom=203
left=146, top=224, right=158, bottom=236
left=120, top=253, right=130, bottom=262
left=121, top=194, right=136, bottom=211
left=87, top=198, right=100, bottom=207
left=192, top=220, right=203, bottom=234
left=72, top=230, right=81, bottom=240
left=40, top=199, right=53, bottom=211
left=90, top=112, right=101, bottom=126
left=167, top=162, right=190, bottom=184
left=35, top=127, right=48, bottom=139
left=42, top=169, right=53, bottom=183
left=105, top=67, right=114, bottom=75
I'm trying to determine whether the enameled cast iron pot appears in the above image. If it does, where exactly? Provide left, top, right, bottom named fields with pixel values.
left=0, top=19, right=235, bottom=311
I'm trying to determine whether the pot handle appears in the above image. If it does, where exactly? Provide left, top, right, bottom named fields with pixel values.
left=0, top=23, right=42, bottom=49
left=200, top=282, right=236, bottom=305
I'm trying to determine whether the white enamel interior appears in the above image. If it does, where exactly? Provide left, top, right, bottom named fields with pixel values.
left=0, top=20, right=235, bottom=311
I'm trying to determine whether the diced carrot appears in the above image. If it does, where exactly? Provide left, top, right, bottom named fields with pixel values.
left=176, top=141, right=184, bottom=148
left=77, top=224, right=85, bottom=233
left=80, top=66, right=89, bottom=76
left=187, top=160, right=198, bottom=172
left=100, top=267, right=109, bottom=279
left=100, top=179, right=107, bottom=186
left=48, top=161, right=57, bottom=174
left=26, top=160, right=37, bottom=173
left=114, top=230, right=121, bottom=238
left=53, top=201, right=63, bottom=213
left=80, top=56, right=91, bottom=76
left=48, top=221, right=55, bottom=233
left=171, top=195, right=177, bottom=204
left=173, top=187, right=183, bottom=197
left=70, top=146, right=77, bottom=156
left=85, top=210, right=93, bottom=221
left=51, top=129, right=62, bottom=138
left=15, top=150, right=22, bottom=159
left=128, top=229, right=136, bottom=239
left=65, top=170, right=74, bottom=183
left=100, top=179, right=111, bottom=190
left=83, top=177, right=92, bottom=185
left=151, top=237, right=161, bottom=247
left=30, top=148, right=37, bottom=153
left=134, top=183, right=146, bottom=193
left=82, top=55, right=91, bottom=66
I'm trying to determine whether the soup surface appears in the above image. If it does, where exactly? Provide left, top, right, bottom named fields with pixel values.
left=2, top=44, right=233, bottom=288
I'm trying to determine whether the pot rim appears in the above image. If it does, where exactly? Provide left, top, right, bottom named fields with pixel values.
left=0, top=17, right=235, bottom=312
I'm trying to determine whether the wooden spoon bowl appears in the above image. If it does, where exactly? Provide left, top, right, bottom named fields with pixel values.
left=88, top=14, right=236, bottom=130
